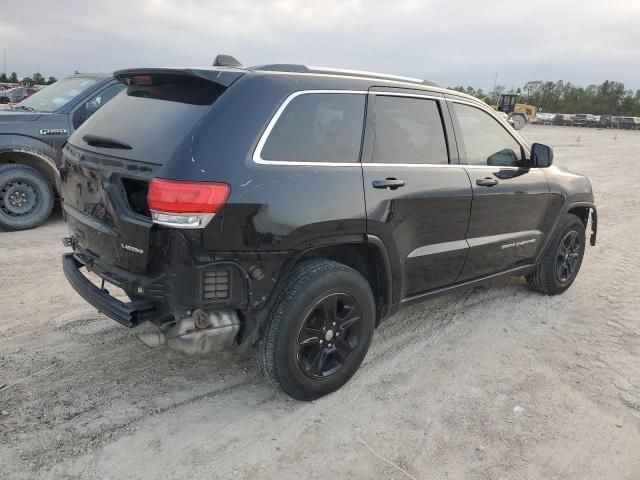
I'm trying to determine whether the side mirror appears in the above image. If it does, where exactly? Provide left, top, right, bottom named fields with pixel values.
left=531, top=143, right=553, bottom=167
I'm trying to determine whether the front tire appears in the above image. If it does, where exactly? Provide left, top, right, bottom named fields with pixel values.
left=527, top=213, right=586, bottom=295
left=511, top=114, right=526, bottom=130
left=0, top=164, right=54, bottom=231
left=258, top=259, right=375, bottom=400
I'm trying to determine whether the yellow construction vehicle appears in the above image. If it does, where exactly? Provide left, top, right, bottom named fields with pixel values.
left=497, top=94, right=537, bottom=130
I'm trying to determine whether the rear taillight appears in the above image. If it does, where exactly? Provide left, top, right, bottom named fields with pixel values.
left=147, top=178, right=230, bottom=229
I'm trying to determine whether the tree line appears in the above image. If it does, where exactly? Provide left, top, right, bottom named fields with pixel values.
left=449, top=80, right=640, bottom=116
left=0, top=72, right=58, bottom=86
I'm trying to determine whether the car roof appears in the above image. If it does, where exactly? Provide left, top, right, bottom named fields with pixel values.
left=250, top=63, right=439, bottom=87
left=114, top=63, right=482, bottom=104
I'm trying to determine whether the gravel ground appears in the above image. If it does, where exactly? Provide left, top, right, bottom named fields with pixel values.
left=0, top=125, right=639, bottom=479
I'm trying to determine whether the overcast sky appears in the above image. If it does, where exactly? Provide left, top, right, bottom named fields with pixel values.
left=1, top=0, right=639, bottom=91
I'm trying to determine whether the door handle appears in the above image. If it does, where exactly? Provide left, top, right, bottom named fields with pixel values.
left=372, top=178, right=405, bottom=190
left=476, top=177, right=499, bottom=187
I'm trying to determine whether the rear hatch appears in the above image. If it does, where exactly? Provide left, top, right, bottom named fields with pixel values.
left=61, top=68, right=244, bottom=274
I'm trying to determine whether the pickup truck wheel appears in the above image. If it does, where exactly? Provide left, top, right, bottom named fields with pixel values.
left=0, top=164, right=54, bottom=231
left=257, top=259, right=375, bottom=400
left=527, top=213, right=586, bottom=295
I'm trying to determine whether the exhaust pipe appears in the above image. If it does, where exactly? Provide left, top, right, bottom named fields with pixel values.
left=137, top=309, right=240, bottom=356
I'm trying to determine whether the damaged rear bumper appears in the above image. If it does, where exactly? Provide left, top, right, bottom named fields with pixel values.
left=63, top=253, right=241, bottom=354
left=62, top=253, right=159, bottom=328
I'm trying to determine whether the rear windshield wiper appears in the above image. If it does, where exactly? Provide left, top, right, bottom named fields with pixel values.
left=82, top=134, right=132, bottom=150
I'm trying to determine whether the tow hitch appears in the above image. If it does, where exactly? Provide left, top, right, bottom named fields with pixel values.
left=137, top=309, right=240, bottom=355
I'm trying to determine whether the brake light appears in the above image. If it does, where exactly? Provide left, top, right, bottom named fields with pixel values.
left=147, top=179, right=230, bottom=229
left=132, top=75, right=153, bottom=86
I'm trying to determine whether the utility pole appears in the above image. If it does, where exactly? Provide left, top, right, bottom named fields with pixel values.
left=3, top=48, right=6, bottom=75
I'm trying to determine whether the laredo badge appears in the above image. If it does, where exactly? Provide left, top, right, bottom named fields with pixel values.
left=121, top=243, right=144, bottom=255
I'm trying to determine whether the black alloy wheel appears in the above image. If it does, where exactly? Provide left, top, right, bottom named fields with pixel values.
left=556, top=230, right=581, bottom=284
left=527, top=213, right=586, bottom=295
left=296, top=293, right=363, bottom=379
left=258, top=259, right=375, bottom=401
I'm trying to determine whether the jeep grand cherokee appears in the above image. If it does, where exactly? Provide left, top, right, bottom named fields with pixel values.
left=60, top=57, right=597, bottom=400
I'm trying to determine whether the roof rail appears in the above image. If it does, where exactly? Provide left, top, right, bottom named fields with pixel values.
left=251, top=64, right=438, bottom=87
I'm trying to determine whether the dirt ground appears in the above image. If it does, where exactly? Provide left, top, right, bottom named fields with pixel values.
left=1, top=125, right=639, bottom=480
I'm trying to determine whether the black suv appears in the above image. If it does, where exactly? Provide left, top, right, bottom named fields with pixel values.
left=60, top=60, right=597, bottom=400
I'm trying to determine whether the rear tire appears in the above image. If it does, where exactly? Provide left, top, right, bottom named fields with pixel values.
left=527, top=213, right=586, bottom=295
left=257, top=259, right=375, bottom=400
left=0, top=164, right=54, bottom=231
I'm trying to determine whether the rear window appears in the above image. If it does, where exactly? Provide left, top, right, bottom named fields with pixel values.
left=260, top=93, right=366, bottom=163
left=71, top=74, right=228, bottom=164
left=126, top=74, right=225, bottom=105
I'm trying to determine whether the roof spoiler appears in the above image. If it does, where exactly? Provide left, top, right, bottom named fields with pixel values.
left=113, top=67, right=245, bottom=88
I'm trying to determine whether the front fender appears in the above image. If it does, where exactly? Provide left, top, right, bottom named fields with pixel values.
left=536, top=201, right=597, bottom=265
left=0, top=133, right=61, bottom=166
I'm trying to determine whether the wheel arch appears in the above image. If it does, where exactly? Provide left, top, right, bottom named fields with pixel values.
left=292, top=236, right=393, bottom=325
left=536, top=201, right=597, bottom=265
left=0, top=146, right=60, bottom=194
left=567, top=203, right=597, bottom=246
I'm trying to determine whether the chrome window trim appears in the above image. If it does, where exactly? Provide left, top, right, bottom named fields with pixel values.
left=362, top=163, right=461, bottom=169
left=369, top=91, right=442, bottom=101
left=361, top=163, right=525, bottom=170
left=252, top=89, right=368, bottom=167
left=252, top=89, right=534, bottom=170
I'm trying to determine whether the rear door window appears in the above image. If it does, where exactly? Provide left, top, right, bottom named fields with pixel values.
left=371, top=95, right=449, bottom=164
left=260, top=93, right=366, bottom=163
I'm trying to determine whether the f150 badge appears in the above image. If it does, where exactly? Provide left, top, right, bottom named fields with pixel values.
left=121, top=243, right=144, bottom=254
left=40, top=128, right=68, bottom=135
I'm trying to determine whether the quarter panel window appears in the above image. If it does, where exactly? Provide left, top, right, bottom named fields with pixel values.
left=261, top=93, right=365, bottom=163
left=452, top=103, right=523, bottom=166
left=372, top=96, right=448, bottom=165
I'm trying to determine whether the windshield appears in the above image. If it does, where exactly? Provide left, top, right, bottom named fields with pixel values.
left=16, top=77, right=99, bottom=112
